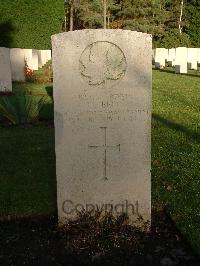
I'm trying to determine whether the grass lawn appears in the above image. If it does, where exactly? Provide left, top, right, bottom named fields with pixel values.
left=0, top=68, right=199, bottom=252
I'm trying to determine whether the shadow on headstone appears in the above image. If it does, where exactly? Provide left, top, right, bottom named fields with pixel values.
left=0, top=21, right=16, bottom=48
left=187, top=62, right=192, bottom=70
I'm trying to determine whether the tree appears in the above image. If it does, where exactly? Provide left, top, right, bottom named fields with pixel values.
left=185, top=0, right=200, bottom=47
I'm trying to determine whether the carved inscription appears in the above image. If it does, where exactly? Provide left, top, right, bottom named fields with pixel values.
left=88, top=127, right=120, bottom=181
left=79, top=41, right=127, bottom=87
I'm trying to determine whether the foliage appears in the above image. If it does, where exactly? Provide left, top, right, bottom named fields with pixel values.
left=0, top=93, right=48, bottom=125
left=0, top=0, right=65, bottom=49
left=25, top=61, right=53, bottom=84
left=65, top=0, right=200, bottom=48
left=185, top=0, right=200, bottom=47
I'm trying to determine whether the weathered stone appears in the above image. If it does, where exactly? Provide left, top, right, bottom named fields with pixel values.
left=168, top=48, right=175, bottom=67
left=52, top=30, right=152, bottom=226
left=197, top=48, right=200, bottom=64
left=187, top=48, right=197, bottom=70
left=24, top=49, right=33, bottom=70
left=0, top=47, right=12, bottom=91
left=32, top=49, right=38, bottom=70
left=38, top=50, right=47, bottom=68
left=10, top=48, right=25, bottom=82
left=175, top=47, right=187, bottom=74
left=155, top=48, right=167, bottom=69
left=46, top=50, right=52, bottom=61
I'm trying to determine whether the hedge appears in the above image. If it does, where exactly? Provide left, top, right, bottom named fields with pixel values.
left=0, top=0, right=65, bottom=49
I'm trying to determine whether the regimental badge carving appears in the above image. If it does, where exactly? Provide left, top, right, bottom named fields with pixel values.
left=79, top=41, right=127, bottom=87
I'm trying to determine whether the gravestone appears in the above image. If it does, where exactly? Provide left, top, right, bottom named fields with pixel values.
left=155, top=48, right=167, bottom=69
left=46, top=50, right=52, bottom=61
left=197, top=48, right=200, bottom=64
left=168, top=48, right=175, bottom=67
left=10, top=48, right=25, bottom=82
left=24, top=49, right=33, bottom=70
left=32, top=49, right=38, bottom=70
left=175, top=47, right=187, bottom=74
left=152, top=49, right=155, bottom=64
left=52, top=30, right=152, bottom=226
left=0, top=47, right=12, bottom=91
left=187, top=48, right=197, bottom=70
left=38, top=50, right=47, bottom=68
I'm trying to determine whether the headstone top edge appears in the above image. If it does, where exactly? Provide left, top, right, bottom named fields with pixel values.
left=51, top=29, right=152, bottom=41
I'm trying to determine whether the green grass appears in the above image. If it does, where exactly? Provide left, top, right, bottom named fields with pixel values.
left=152, top=68, right=200, bottom=251
left=0, top=68, right=199, bottom=251
left=0, top=126, right=56, bottom=216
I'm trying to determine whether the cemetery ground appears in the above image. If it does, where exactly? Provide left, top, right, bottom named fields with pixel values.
left=0, top=68, right=199, bottom=265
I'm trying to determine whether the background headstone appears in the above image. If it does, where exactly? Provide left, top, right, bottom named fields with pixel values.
left=155, top=48, right=167, bottom=69
left=46, top=50, right=52, bottom=61
left=38, top=50, right=47, bottom=68
left=175, top=47, right=187, bottom=74
left=168, top=48, right=175, bottom=67
left=187, top=48, right=197, bottom=70
left=0, top=47, right=12, bottom=91
left=32, top=49, right=38, bottom=70
left=197, top=48, right=200, bottom=64
left=52, top=30, right=152, bottom=226
left=10, top=48, right=25, bottom=82
left=24, top=49, right=33, bottom=70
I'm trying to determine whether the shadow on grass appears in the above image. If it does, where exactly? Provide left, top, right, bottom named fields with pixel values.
left=153, top=68, right=200, bottom=78
left=153, top=114, right=200, bottom=143
left=45, top=85, right=53, bottom=97
left=38, top=85, right=54, bottom=121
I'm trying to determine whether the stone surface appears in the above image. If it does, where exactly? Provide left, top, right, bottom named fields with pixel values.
left=0, top=47, right=12, bottom=91
left=155, top=48, right=167, bottom=69
left=197, top=48, right=200, bottom=63
left=175, top=47, right=187, bottom=74
left=38, top=50, right=47, bottom=68
left=24, top=49, right=33, bottom=70
left=187, top=48, right=197, bottom=70
left=52, top=30, right=152, bottom=226
left=32, top=49, right=38, bottom=70
left=10, top=48, right=25, bottom=82
left=46, top=50, right=52, bottom=61
left=168, top=48, right=175, bottom=67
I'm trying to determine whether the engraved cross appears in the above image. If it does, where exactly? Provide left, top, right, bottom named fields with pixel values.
left=88, top=127, right=120, bottom=181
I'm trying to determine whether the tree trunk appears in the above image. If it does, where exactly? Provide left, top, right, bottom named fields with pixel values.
left=179, top=0, right=184, bottom=34
left=69, top=0, right=74, bottom=31
left=103, top=0, right=107, bottom=29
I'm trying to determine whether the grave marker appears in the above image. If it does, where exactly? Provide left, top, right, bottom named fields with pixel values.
left=52, top=30, right=152, bottom=226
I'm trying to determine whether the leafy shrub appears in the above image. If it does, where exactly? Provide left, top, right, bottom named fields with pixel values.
left=0, top=93, right=48, bottom=125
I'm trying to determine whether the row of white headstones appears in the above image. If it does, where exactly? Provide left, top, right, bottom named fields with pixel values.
left=153, top=47, right=200, bottom=73
left=0, top=47, right=52, bottom=92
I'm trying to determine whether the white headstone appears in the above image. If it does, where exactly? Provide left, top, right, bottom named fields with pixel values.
left=168, top=48, right=176, bottom=67
left=38, top=50, right=47, bottom=68
left=152, top=49, right=155, bottom=64
left=0, top=47, right=12, bottom=91
left=32, top=49, right=38, bottom=70
left=187, top=48, right=198, bottom=70
left=52, top=30, right=152, bottom=227
left=10, top=48, right=25, bottom=82
left=24, top=49, right=33, bottom=70
left=175, top=47, right=187, bottom=74
left=197, top=48, right=200, bottom=64
left=155, top=48, right=167, bottom=69
left=46, top=50, right=52, bottom=61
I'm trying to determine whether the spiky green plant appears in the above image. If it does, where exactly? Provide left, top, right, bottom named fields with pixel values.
left=0, top=93, right=48, bottom=125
